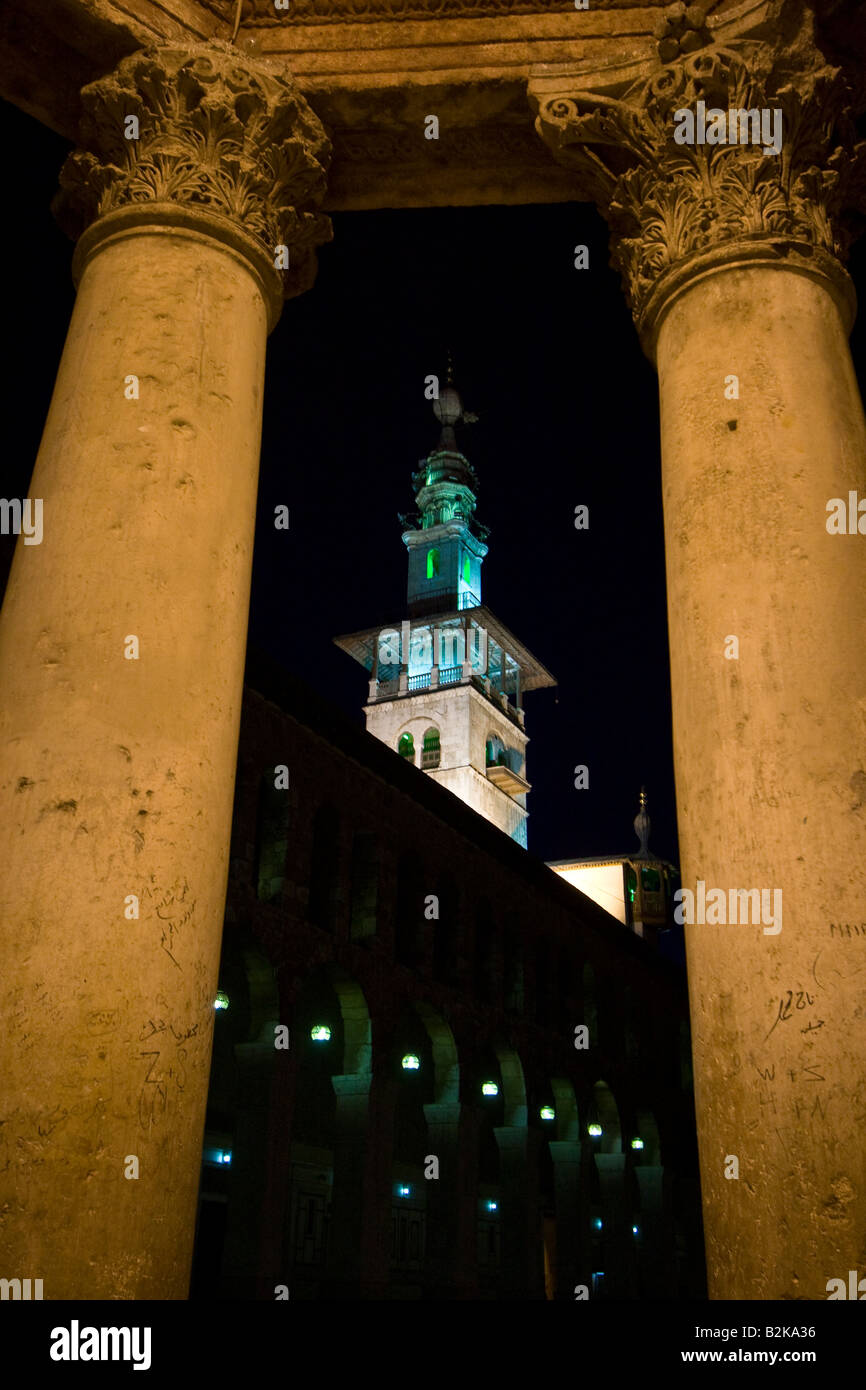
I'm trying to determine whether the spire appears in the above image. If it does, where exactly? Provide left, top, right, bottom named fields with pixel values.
left=633, top=786, right=651, bottom=858
left=409, top=364, right=485, bottom=536
left=432, top=374, right=464, bottom=453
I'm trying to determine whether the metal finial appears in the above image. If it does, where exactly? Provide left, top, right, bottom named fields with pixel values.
left=634, top=786, right=651, bottom=857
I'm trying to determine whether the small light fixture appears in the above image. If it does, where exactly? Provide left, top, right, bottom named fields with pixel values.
left=593, top=1217, right=603, bottom=1230
left=401, top=1054, right=421, bottom=1071
left=631, top=1137, right=644, bottom=1150
left=221, top=1152, right=232, bottom=1165
left=214, top=991, right=229, bottom=1010
left=632, top=1225, right=639, bottom=1236
left=482, top=1081, right=499, bottom=1097
left=540, top=1105, right=555, bottom=1121
left=397, top=1184, right=411, bottom=1197
left=310, top=1024, right=331, bottom=1042
left=486, top=1200, right=498, bottom=1212
left=588, top=1123, right=603, bottom=1138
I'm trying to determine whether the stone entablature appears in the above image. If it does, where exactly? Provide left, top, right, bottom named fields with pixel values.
left=13, top=1, right=863, bottom=211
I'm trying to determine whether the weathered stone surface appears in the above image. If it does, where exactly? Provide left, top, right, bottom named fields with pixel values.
left=0, top=41, right=330, bottom=1298
left=57, top=41, right=332, bottom=301
left=5, top=0, right=865, bottom=213
left=532, top=19, right=866, bottom=1302
left=655, top=262, right=866, bottom=1299
left=532, top=42, right=866, bottom=345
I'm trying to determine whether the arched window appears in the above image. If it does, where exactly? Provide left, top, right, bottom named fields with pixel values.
left=426, top=547, right=440, bottom=580
left=395, top=853, right=424, bottom=966
left=485, top=735, right=505, bottom=768
left=350, top=833, right=378, bottom=941
left=463, top=554, right=471, bottom=585
left=421, top=727, right=441, bottom=769
left=308, top=805, right=340, bottom=932
left=398, top=732, right=415, bottom=762
left=433, top=875, right=459, bottom=985
left=255, top=772, right=290, bottom=902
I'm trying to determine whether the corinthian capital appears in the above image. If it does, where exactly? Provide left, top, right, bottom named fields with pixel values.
left=56, top=42, right=332, bottom=303
left=532, top=43, right=866, bottom=349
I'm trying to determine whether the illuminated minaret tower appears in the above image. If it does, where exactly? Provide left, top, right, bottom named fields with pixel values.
left=334, top=370, right=555, bottom=847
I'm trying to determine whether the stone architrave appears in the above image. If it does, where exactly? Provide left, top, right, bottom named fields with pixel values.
left=532, top=42, right=866, bottom=1300
left=0, top=41, right=330, bottom=1300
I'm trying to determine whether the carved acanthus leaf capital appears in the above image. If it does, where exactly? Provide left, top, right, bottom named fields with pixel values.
left=532, top=44, right=866, bottom=342
left=57, top=42, right=332, bottom=301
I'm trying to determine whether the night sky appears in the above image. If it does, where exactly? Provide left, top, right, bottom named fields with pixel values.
left=5, top=96, right=866, bottom=867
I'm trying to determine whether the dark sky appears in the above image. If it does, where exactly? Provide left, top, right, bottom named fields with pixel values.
left=5, top=96, right=866, bottom=867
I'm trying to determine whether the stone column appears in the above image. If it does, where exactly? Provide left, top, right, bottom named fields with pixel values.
left=533, top=40, right=866, bottom=1299
left=634, top=1164, right=671, bottom=1297
left=548, top=1138, right=586, bottom=1300
left=0, top=42, right=330, bottom=1299
left=594, top=1154, right=637, bottom=1298
left=328, top=1072, right=395, bottom=1298
left=220, top=1034, right=277, bottom=1299
left=494, top=1125, right=545, bottom=1298
left=423, top=1100, right=479, bottom=1297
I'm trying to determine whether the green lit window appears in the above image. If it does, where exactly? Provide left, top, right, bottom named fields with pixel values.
left=426, top=548, right=440, bottom=580
left=463, top=555, right=471, bottom=585
left=398, top=733, right=415, bottom=761
left=641, top=867, right=661, bottom=893
left=421, top=728, right=441, bottom=769
left=486, top=737, right=506, bottom=768
left=626, top=865, right=637, bottom=904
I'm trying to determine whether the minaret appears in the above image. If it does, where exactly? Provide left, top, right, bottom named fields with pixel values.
left=334, top=370, right=555, bottom=847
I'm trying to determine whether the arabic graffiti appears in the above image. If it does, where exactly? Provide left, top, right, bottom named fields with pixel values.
left=137, top=1015, right=199, bottom=1132
left=140, top=876, right=197, bottom=970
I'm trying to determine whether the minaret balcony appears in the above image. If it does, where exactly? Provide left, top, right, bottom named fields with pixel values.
left=486, top=763, right=531, bottom=796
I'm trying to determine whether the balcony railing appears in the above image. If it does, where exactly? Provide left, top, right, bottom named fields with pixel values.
left=439, top=665, right=462, bottom=685
left=408, top=673, right=430, bottom=691
left=408, top=587, right=480, bottom=617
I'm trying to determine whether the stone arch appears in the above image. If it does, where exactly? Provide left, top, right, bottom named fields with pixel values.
left=586, top=1078, right=622, bottom=1154
left=208, top=927, right=280, bottom=1132
left=495, top=1045, right=527, bottom=1127
left=308, top=803, right=340, bottom=931
left=397, top=730, right=416, bottom=762
left=485, top=733, right=505, bottom=767
left=391, top=1005, right=437, bottom=1166
left=291, top=962, right=372, bottom=1084
left=413, top=1001, right=459, bottom=1104
left=330, top=966, right=372, bottom=1077
left=631, top=1106, right=662, bottom=1165
left=550, top=1077, right=580, bottom=1141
